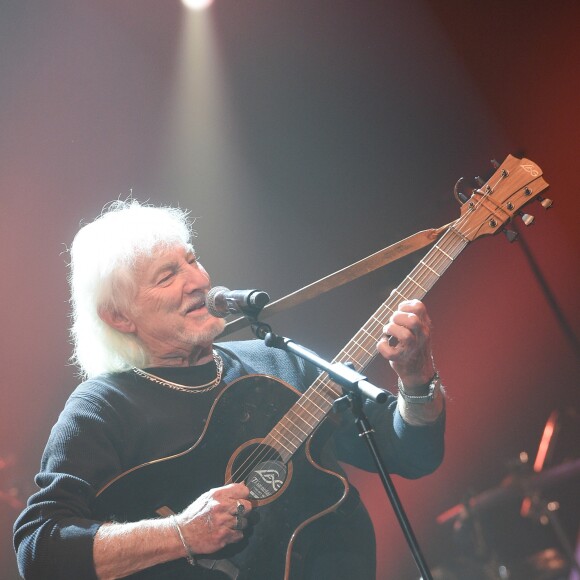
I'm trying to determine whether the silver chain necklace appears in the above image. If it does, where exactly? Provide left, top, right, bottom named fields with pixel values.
left=132, top=351, right=224, bottom=394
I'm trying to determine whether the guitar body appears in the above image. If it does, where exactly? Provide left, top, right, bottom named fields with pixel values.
left=93, top=375, right=349, bottom=580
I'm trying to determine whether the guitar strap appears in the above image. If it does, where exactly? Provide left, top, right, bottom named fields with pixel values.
left=221, top=220, right=456, bottom=337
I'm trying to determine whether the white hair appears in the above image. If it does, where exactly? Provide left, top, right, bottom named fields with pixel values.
left=69, top=200, right=193, bottom=378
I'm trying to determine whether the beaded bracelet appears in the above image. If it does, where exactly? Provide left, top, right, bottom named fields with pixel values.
left=170, top=515, right=196, bottom=566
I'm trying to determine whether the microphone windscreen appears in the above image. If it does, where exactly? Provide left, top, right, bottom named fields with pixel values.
left=206, top=286, right=230, bottom=318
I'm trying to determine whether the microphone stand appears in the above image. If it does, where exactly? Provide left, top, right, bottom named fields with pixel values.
left=245, top=313, right=434, bottom=580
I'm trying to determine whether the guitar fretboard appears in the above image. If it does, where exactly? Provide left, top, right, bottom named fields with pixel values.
left=264, top=226, right=469, bottom=462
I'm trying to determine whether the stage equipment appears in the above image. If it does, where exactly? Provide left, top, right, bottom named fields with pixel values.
left=437, top=410, right=580, bottom=579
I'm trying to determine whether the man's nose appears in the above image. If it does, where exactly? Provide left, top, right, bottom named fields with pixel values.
left=183, top=262, right=209, bottom=293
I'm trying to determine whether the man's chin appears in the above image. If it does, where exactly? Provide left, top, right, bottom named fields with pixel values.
left=191, top=315, right=226, bottom=344
left=208, top=316, right=226, bottom=339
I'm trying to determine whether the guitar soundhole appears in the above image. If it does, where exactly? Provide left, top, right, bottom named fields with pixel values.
left=229, top=442, right=289, bottom=501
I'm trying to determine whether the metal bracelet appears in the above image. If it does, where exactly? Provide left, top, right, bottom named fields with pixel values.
left=398, top=372, right=440, bottom=404
left=170, top=515, right=197, bottom=566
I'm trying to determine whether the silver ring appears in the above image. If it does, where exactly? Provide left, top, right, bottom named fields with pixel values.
left=236, top=500, right=245, bottom=515
left=233, top=513, right=244, bottom=531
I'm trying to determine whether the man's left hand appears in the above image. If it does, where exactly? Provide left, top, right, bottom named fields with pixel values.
left=377, top=299, right=435, bottom=390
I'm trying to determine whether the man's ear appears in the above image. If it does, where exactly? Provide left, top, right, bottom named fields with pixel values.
left=98, top=306, right=136, bottom=334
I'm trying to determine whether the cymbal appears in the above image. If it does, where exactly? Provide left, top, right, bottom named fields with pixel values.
left=437, top=458, right=580, bottom=525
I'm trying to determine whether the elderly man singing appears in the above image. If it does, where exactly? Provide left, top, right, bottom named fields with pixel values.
left=14, top=200, right=445, bottom=580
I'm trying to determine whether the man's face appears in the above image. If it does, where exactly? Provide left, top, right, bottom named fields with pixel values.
left=125, top=244, right=225, bottom=364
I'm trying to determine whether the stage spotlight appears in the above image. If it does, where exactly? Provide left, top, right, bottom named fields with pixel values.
left=182, top=0, right=215, bottom=11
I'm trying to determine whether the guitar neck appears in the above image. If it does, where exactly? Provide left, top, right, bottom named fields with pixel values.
left=265, top=226, right=469, bottom=462
left=265, top=154, right=550, bottom=464
left=334, top=226, right=469, bottom=372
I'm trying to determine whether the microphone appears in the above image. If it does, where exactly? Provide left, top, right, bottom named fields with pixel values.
left=206, top=286, right=270, bottom=318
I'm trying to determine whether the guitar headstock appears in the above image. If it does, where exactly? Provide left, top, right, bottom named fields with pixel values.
left=456, top=155, right=550, bottom=241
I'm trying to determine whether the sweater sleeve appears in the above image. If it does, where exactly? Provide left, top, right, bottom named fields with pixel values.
left=13, top=390, right=126, bottom=580
left=332, top=394, right=446, bottom=478
left=219, top=340, right=446, bottom=479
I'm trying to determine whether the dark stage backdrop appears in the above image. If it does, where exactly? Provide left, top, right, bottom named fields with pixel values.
left=1, top=1, right=578, bottom=578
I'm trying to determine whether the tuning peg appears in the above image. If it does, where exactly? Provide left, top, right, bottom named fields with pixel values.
left=475, top=176, right=485, bottom=187
left=520, top=213, right=535, bottom=226
left=503, top=229, right=519, bottom=243
left=491, top=159, right=500, bottom=169
left=539, top=197, right=553, bottom=209
left=457, top=191, right=469, bottom=203
left=453, top=177, right=469, bottom=204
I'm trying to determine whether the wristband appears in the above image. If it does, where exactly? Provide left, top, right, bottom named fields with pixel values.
left=398, top=371, right=440, bottom=404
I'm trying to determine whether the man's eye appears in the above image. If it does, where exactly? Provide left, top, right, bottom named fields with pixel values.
left=187, top=255, right=198, bottom=264
left=157, top=273, right=174, bottom=285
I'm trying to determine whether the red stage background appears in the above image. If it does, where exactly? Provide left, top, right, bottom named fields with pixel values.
left=1, top=1, right=578, bottom=578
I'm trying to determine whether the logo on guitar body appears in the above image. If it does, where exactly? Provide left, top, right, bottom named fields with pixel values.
left=247, top=460, right=287, bottom=499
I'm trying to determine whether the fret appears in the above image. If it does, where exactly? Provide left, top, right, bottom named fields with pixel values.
left=370, top=312, right=392, bottom=329
left=284, top=412, right=310, bottom=436
left=434, top=245, right=453, bottom=260
left=350, top=338, right=374, bottom=357
left=316, top=376, right=342, bottom=399
left=305, top=390, right=330, bottom=411
left=269, top=432, right=294, bottom=455
left=407, top=275, right=427, bottom=293
left=295, top=399, right=323, bottom=421
left=301, top=407, right=325, bottom=424
left=419, top=259, right=440, bottom=277
left=391, top=288, right=408, bottom=302
left=448, top=224, right=469, bottom=243
left=359, top=326, right=377, bottom=340
left=318, top=384, right=341, bottom=401
left=273, top=426, right=301, bottom=449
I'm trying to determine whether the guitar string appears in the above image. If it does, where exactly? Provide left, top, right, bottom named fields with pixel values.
left=225, top=169, right=511, bottom=487
left=226, top=162, right=535, bottom=489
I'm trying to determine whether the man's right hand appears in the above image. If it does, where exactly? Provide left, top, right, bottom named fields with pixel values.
left=176, top=482, right=252, bottom=554
left=94, top=482, right=252, bottom=579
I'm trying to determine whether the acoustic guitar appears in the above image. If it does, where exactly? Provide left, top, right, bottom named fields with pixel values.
left=94, top=155, right=550, bottom=579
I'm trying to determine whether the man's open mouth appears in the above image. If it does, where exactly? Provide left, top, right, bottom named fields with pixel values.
left=185, top=298, right=206, bottom=314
